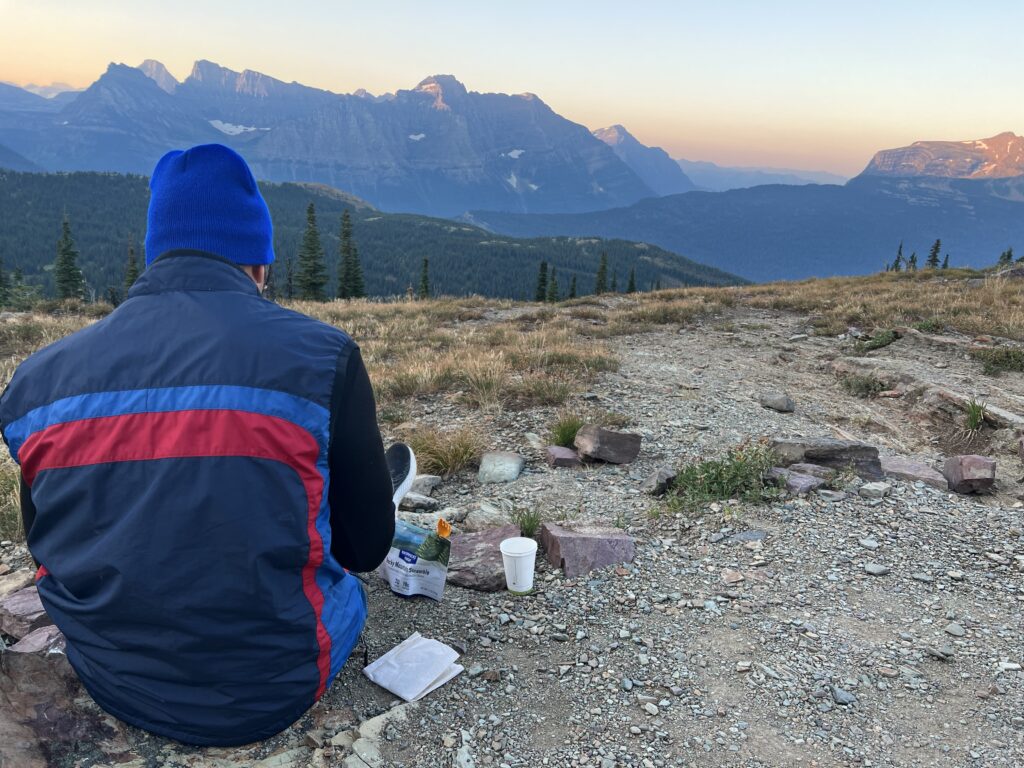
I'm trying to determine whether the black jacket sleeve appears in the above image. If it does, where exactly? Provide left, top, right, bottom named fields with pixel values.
left=327, top=345, right=395, bottom=572
left=20, top=474, right=39, bottom=567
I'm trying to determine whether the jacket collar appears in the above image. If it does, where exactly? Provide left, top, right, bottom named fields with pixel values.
left=127, top=250, right=260, bottom=299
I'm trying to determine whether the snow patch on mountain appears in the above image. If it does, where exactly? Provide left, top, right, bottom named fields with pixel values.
left=209, top=119, right=267, bottom=136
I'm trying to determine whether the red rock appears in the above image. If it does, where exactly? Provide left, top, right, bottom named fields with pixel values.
left=574, top=425, right=642, bottom=464
left=943, top=455, right=996, bottom=494
left=772, top=437, right=882, bottom=480
left=881, top=456, right=947, bottom=489
left=540, top=522, right=635, bottom=578
left=545, top=446, right=581, bottom=468
left=0, top=587, right=52, bottom=640
left=447, top=525, right=521, bottom=592
left=9, top=625, right=64, bottom=654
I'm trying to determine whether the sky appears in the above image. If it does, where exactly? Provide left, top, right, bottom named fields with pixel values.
left=2, top=0, right=1021, bottom=176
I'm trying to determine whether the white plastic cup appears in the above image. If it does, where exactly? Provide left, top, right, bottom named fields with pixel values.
left=499, top=537, right=538, bottom=594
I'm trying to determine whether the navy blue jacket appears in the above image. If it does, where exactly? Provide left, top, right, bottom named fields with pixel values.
left=0, top=252, right=394, bottom=746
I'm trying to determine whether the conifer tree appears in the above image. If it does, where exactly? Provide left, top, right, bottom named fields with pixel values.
left=926, top=239, right=941, bottom=269
left=892, top=254, right=903, bottom=272
left=124, top=240, right=140, bottom=293
left=998, top=247, right=1014, bottom=267
left=8, top=268, right=39, bottom=310
left=627, top=267, right=636, bottom=293
left=594, top=252, right=608, bottom=294
left=941, top=254, right=949, bottom=269
left=418, top=257, right=430, bottom=299
left=546, top=266, right=559, bottom=303
left=611, top=272, right=618, bottom=292
left=105, top=285, right=121, bottom=307
left=907, top=252, right=917, bottom=271
left=295, top=203, right=329, bottom=301
left=654, top=278, right=662, bottom=291
left=54, top=215, right=86, bottom=300
left=0, top=258, right=9, bottom=307
left=568, top=275, right=577, bottom=299
left=535, top=261, right=548, bottom=302
left=284, top=256, right=295, bottom=299
left=337, top=209, right=366, bottom=299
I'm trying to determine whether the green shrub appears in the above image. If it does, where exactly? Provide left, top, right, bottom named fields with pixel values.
left=971, top=347, right=1024, bottom=375
left=854, top=329, right=898, bottom=353
left=839, top=373, right=887, bottom=398
left=666, top=440, right=780, bottom=512
left=964, top=397, right=988, bottom=433
left=549, top=411, right=585, bottom=448
left=913, top=318, right=944, bottom=333
left=510, top=506, right=543, bottom=538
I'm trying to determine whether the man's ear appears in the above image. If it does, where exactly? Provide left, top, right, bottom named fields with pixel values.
left=253, top=264, right=267, bottom=291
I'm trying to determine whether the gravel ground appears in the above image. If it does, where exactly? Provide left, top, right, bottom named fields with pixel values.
left=3, top=307, right=1022, bottom=767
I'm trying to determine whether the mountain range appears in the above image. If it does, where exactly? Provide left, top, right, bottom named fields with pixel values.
left=0, top=61, right=658, bottom=217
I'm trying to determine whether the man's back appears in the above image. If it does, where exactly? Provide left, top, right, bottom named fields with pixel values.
left=0, top=251, right=370, bottom=745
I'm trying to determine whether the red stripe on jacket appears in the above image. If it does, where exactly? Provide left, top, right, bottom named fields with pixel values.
left=19, top=409, right=333, bottom=698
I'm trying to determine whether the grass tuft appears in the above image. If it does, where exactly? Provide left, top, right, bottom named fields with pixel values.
left=549, top=411, right=586, bottom=448
left=854, top=329, right=899, bottom=354
left=666, top=439, right=780, bottom=513
left=964, top=397, right=988, bottom=433
left=970, top=346, right=1024, bottom=375
left=510, top=506, right=543, bottom=538
left=405, top=427, right=484, bottom=477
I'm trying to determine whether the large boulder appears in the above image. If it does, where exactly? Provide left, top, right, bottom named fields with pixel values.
left=943, top=455, right=996, bottom=494
left=539, top=522, right=635, bottom=578
left=574, top=426, right=642, bottom=464
left=880, top=456, right=947, bottom=489
left=771, top=437, right=882, bottom=480
left=447, top=525, right=521, bottom=592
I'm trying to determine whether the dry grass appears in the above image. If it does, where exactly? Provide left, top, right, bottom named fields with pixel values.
left=0, top=465, right=22, bottom=542
left=404, top=426, right=484, bottom=477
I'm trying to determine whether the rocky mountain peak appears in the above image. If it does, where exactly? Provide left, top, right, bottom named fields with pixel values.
left=861, top=132, right=1024, bottom=180
left=137, top=60, right=178, bottom=94
left=593, top=125, right=635, bottom=147
left=414, top=75, right=468, bottom=109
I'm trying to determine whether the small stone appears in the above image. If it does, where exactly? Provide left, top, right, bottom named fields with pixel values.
left=545, top=446, right=582, bottom=468
left=858, top=482, right=892, bottom=499
left=640, top=465, right=677, bottom=495
left=410, top=474, right=442, bottom=496
left=758, top=391, right=795, bottom=413
left=477, top=452, right=525, bottom=484
left=944, top=622, right=966, bottom=638
left=859, top=538, right=880, bottom=550
left=736, top=661, right=752, bottom=673
left=399, top=492, right=440, bottom=511
left=864, top=562, right=889, bottom=576
left=720, top=568, right=744, bottom=585
left=818, top=489, right=847, bottom=502
left=830, top=686, right=857, bottom=706
left=643, top=702, right=659, bottom=716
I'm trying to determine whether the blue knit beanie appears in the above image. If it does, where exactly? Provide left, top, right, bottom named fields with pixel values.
left=145, top=144, right=274, bottom=266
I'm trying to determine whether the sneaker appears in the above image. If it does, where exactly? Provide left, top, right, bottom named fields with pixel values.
left=385, top=442, right=417, bottom=508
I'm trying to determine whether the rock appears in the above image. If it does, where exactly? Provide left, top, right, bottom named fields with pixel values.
left=817, top=489, right=847, bottom=502
left=540, top=522, right=636, bottom=578
left=9, top=625, right=64, bottom=654
left=524, top=432, right=545, bottom=450
left=944, top=622, right=966, bottom=638
left=864, top=562, right=889, bottom=576
left=447, top=526, right=521, bottom=592
left=461, top=502, right=510, bottom=532
left=789, top=463, right=836, bottom=480
left=0, top=570, right=34, bottom=600
left=769, top=467, right=825, bottom=495
left=720, top=568, right=744, bottom=585
left=477, top=452, right=525, bottom=484
left=771, top=437, right=882, bottom=480
left=758, top=391, right=795, bottom=413
left=859, top=538, right=880, bottom=550
left=0, top=623, right=118, bottom=768
left=880, top=456, right=947, bottom=489
left=410, top=474, right=442, bottom=496
left=545, top=446, right=581, bottom=468
left=399, top=492, right=440, bottom=511
left=830, top=686, right=857, bottom=706
left=858, top=481, right=892, bottom=499
left=942, top=455, right=996, bottom=494
left=0, top=587, right=52, bottom=640
left=640, top=465, right=677, bottom=495
left=574, top=425, right=642, bottom=464
left=729, top=529, right=766, bottom=543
